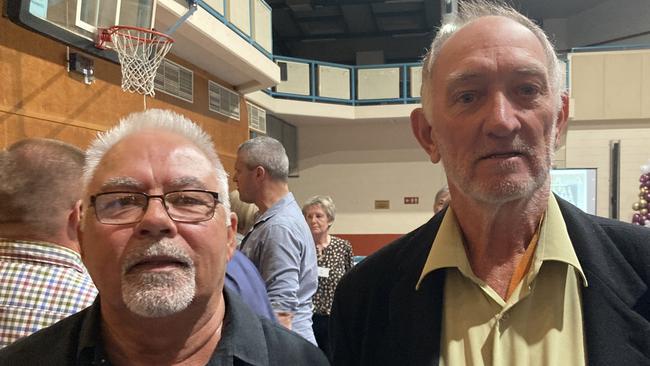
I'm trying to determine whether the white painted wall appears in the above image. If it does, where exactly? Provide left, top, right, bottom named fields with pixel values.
left=289, top=120, right=447, bottom=235
left=565, top=120, right=650, bottom=220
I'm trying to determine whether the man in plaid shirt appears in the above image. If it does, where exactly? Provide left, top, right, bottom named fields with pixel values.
left=0, top=138, right=97, bottom=348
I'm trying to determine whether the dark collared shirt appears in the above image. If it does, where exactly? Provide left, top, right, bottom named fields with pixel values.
left=0, top=288, right=329, bottom=366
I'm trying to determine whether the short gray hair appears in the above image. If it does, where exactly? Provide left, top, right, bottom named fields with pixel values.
left=420, top=0, right=565, bottom=122
left=83, top=109, right=230, bottom=215
left=0, top=138, right=85, bottom=235
left=238, top=136, right=289, bottom=182
left=302, top=195, right=336, bottom=223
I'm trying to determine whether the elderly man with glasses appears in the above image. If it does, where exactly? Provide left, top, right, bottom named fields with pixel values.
left=0, top=109, right=328, bottom=365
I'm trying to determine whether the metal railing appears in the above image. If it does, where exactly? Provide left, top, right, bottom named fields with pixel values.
left=268, top=56, right=422, bottom=106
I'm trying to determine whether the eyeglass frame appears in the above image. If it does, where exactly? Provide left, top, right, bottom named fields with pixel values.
left=89, top=190, right=221, bottom=225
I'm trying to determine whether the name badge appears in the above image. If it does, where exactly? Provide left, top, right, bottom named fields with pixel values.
left=318, top=266, right=330, bottom=278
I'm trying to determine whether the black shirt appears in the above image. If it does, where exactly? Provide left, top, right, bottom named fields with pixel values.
left=0, top=288, right=329, bottom=366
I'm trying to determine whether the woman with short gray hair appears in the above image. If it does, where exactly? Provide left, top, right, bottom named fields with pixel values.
left=302, top=195, right=354, bottom=355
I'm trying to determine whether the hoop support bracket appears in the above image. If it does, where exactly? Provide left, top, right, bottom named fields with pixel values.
left=165, top=0, right=198, bottom=36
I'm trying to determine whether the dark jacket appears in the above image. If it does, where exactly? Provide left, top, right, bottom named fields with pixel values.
left=0, top=288, right=329, bottom=365
left=330, top=197, right=650, bottom=366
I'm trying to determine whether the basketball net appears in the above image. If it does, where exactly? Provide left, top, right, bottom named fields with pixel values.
left=97, top=26, right=174, bottom=97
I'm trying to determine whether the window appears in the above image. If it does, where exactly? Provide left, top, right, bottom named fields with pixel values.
left=208, top=81, right=240, bottom=119
left=154, top=59, right=194, bottom=102
left=247, top=102, right=266, bottom=133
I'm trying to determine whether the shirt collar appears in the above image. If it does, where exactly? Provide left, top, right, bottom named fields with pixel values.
left=416, top=206, right=469, bottom=289
left=416, top=195, right=588, bottom=289
left=76, top=297, right=104, bottom=365
left=213, top=287, right=270, bottom=365
left=76, top=289, right=271, bottom=366
left=254, top=192, right=294, bottom=224
left=0, top=239, right=87, bottom=274
left=536, top=194, right=588, bottom=286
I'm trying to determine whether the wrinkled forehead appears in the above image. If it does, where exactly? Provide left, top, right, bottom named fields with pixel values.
left=89, top=130, right=217, bottom=192
left=434, top=16, right=548, bottom=75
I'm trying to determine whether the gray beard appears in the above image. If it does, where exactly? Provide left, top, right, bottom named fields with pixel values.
left=121, top=240, right=196, bottom=318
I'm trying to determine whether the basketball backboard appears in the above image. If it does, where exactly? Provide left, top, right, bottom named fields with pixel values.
left=7, top=0, right=157, bottom=60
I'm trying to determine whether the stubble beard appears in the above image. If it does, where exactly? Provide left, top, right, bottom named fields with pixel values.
left=439, top=122, right=557, bottom=204
left=121, top=239, right=196, bottom=318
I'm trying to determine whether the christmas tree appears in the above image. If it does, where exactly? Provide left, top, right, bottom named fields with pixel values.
left=632, top=159, right=650, bottom=226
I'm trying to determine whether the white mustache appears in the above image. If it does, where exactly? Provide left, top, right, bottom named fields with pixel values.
left=475, top=139, right=536, bottom=160
left=121, top=239, right=193, bottom=275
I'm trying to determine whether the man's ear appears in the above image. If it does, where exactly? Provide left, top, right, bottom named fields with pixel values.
left=226, top=213, right=238, bottom=261
left=67, top=200, right=82, bottom=253
left=254, top=165, right=265, bottom=180
left=410, top=108, right=441, bottom=163
left=554, top=93, right=570, bottom=147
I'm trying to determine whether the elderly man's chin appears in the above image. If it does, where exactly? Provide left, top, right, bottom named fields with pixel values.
left=121, top=269, right=196, bottom=318
left=465, top=172, right=550, bottom=204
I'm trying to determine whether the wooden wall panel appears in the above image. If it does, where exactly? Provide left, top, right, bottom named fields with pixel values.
left=0, top=4, right=249, bottom=181
left=1, top=113, right=99, bottom=148
left=604, top=53, right=643, bottom=119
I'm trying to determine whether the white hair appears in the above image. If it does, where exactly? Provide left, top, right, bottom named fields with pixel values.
left=83, top=109, right=231, bottom=216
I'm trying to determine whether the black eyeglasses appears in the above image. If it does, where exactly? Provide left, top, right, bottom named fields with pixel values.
left=90, top=190, right=221, bottom=225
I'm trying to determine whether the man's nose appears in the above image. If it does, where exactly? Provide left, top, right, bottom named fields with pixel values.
left=483, top=91, right=521, bottom=137
left=136, top=198, right=177, bottom=238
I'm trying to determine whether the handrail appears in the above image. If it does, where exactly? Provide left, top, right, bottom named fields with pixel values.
left=186, top=0, right=273, bottom=59
left=269, top=55, right=423, bottom=106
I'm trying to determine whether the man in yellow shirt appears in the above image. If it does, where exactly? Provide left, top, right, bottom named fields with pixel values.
left=330, top=1, right=650, bottom=365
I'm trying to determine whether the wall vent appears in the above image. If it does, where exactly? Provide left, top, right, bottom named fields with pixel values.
left=208, top=81, right=240, bottom=119
left=154, top=59, right=193, bottom=103
left=247, top=102, right=267, bottom=133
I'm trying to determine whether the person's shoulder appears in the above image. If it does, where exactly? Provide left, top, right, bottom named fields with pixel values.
left=330, top=235, right=351, bottom=246
left=590, top=214, right=650, bottom=256
left=560, top=198, right=650, bottom=250
left=0, top=309, right=89, bottom=364
left=258, top=318, right=329, bottom=365
left=558, top=200, right=650, bottom=281
left=591, top=214, right=650, bottom=238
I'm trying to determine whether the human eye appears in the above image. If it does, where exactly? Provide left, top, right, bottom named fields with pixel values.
left=516, top=83, right=544, bottom=98
left=98, top=193, right=142, bottom=210
left=167, top=191, right=211, bottom=207
left=94, top=193, right=145, bottom=221
left=455, top=91, right=477, bottom=104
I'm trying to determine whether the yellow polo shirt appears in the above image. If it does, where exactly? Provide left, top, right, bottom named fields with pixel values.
left=417, top=195, right=588, bottom=366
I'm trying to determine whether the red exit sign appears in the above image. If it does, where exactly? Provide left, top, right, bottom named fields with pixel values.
left=404, top=196, right=419, bottom=205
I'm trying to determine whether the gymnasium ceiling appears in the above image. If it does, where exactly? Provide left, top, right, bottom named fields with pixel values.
left=266, top=0, right=612, bottom=64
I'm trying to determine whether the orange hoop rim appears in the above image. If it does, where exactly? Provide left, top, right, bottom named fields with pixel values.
left=96, top=25, right=174, bottom=49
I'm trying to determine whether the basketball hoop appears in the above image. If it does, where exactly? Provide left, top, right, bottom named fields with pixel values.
left=96, top=26, right=174, bottom=96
